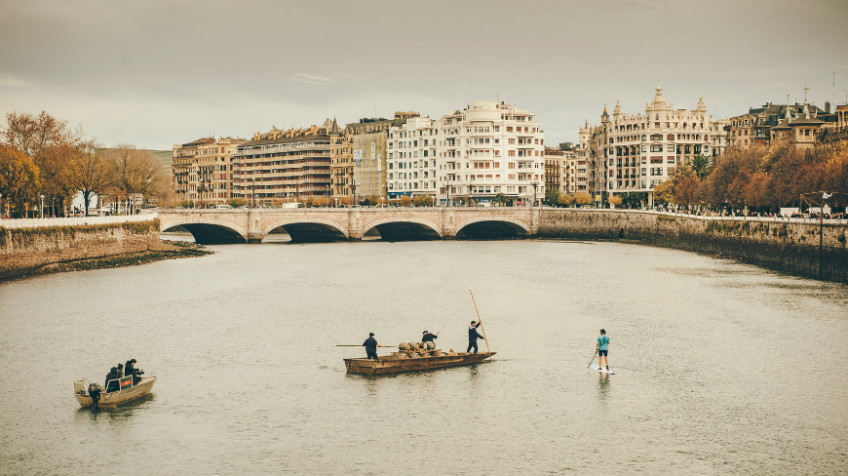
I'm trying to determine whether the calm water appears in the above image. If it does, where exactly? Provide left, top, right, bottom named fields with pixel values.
left=1, top=241, right=847, bottom=475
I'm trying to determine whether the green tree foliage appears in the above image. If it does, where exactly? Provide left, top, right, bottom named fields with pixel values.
left=544, top=187, right=559, bottom=205
left=493, top=192, right=510, bottom=206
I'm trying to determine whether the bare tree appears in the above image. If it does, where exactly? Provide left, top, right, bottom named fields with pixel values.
left=67, top=142, right=110, bottom=215
left=102, top=146, right=170, bottom=209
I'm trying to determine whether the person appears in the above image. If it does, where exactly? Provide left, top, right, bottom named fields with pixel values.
left=125, top=359, right=142, bottom=385
left=467, top=320, right=484, bottom=354
left=116, top=363, right=124, bottom=377
left=422, top=330, right=438, bottom=344
left=104, top=367, right=120, bottom=393
left=363, top=333, right=379, bottom=360
left=596, top=328, right=610, bottom=371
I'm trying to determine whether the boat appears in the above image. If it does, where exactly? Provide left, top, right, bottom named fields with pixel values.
left=344, top=351, right=496, bottom=375
left=73, top=375, right=157, bottom=408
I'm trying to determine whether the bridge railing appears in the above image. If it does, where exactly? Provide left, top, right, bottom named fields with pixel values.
left=0, top=213, right=158, bottom=229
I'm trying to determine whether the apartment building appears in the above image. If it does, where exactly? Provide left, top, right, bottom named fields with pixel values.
left=172, top=136, right=244, bottom=206
left=233, top=120, right=335, bottom=206
left=386, top=101, right=545, bottom=205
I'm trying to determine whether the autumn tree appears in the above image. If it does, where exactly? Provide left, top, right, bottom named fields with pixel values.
left=607, top=195, right=623, bottom=207
left=413, top=194, right=433, bottom=206
left=557, top=192, right=575, bottom=207
left=0, top=144, right=41, bottom=216
left=574, top=191, right=593, bottom=206
left=2, top=111, right=80, bottom=213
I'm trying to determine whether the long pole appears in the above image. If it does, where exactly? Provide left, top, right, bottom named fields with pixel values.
left=468, top=285, right=490, bottom=352
left=820, top=199, right=825, bottom=279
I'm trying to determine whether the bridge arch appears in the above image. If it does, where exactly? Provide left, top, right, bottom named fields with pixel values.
left=161, top=219, right=248, bottom=244
left=262, top=219, right=348, bottom=243
left=454, top=217, right=531, bottom=240
left=360, top=217, right=442, bottom=241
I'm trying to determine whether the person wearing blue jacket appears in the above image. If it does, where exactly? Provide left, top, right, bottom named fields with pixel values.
left=596, top=329, right=610, bottom=371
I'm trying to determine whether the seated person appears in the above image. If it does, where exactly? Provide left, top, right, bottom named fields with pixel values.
left=104, top=367, right=120, bottom=393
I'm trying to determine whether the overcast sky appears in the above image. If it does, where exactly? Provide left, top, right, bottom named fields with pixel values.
left=1, top=0, right=846, bottom=150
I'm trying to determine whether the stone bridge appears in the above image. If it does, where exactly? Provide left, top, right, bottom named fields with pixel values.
left=158, top=208, right=541, bottom=244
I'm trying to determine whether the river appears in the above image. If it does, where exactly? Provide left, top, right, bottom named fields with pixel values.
left=1, top=240, right=846, bottom=475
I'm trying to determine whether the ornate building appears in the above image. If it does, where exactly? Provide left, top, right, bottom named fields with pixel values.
left=727, top=101, right=827, bottom=149
left=233, top=120, right=335, bottom=206
left=579, top=87, right=726, bottom=205
left=172, top=136, right=244, bottom=207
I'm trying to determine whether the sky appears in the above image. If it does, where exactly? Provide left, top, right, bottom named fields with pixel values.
left=1, top=0, right=847, bottom=150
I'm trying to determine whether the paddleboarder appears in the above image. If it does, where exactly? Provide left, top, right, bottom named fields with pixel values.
left=363, top=333, right=379, bottom=360
left=596, top=328, right=610, bottom=372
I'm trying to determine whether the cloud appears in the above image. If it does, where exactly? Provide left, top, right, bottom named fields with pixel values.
left=290, top=73, right=334, bottom=85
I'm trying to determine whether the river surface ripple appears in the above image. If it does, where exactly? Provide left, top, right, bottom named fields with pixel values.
left=1, top=241, right=847, bottom=475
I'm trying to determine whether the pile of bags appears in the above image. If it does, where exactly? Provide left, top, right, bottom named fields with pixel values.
left=390, top=341, right=457, bottom=359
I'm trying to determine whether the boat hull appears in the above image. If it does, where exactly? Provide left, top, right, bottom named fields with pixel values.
left=344, top=352, right=495, bottom=375
left=74, top=377, right=157, bottom=408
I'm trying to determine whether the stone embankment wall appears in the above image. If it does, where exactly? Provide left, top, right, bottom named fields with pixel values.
left=538, top=210, right=848, bottom=283
left=0, top=220, right=161, bottom=280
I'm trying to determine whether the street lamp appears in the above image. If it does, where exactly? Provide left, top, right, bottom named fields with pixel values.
left=40, top=194, right=45, bottom=218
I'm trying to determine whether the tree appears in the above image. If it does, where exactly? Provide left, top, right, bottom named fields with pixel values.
left=557, top=192, right=575, bottom=207
left=607, top=195, right=623, bottom=208
left=3, top=111, right=81, bottom=214
left=102, top=146, right=170, bottom=207
left=544, top=187, right=559, bottom=205
left=690, top=154, right=712, bottom=179
left=312, top=197, right=330, bottom=207
left=574, top=192, right=593, bottom=206
left=399, top=196, right=412, bottom=207
left=652, top=181, right=674, bottom=205
left=493, top=192, right=510, bottom=206
left=67, top=142, right=110, bottom=215
left=0, top=144, right=40, bottom=216
left=413, top=194, right=433, bottom=207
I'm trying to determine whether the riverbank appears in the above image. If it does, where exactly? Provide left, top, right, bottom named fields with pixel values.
left=0, top=240, right=210, bottom=282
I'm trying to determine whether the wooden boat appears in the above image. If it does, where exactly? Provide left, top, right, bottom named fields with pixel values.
left=344, top=351, right=496, bottom=375
left=73, top=376, right=157, bottom=408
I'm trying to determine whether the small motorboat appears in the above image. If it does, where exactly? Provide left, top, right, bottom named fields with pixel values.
left=73, top=375, right=157, bottom=408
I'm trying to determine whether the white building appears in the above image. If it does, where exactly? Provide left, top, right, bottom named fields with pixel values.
left=387, top=101, right=545, bottom=205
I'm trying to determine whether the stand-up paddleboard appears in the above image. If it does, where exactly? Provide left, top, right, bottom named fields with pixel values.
left=589, top=363, right=616, bottom=375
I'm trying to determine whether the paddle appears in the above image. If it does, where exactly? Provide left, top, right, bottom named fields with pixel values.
left=468, top=285, right=490, bottom=352
left=587, top=350, right=598, bottom=369
left=335, top=344, right=397, bottom=348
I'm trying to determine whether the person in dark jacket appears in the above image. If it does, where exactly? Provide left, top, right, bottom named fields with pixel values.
left=116, top=363, right=124, bottom=377
left=467, top=320, right=484, bottom=354
left=105, top=367, right=120, bottom=392
left=422, top=330, right=438, bottom=344
left=125, top=359, right=140, bottom=385
left=363, top=333, right=379, bottom=360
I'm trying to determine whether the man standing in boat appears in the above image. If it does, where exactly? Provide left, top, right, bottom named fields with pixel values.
left=363, top=333, right=379, bottom=360
left=467, top=320, right=484, bottom=354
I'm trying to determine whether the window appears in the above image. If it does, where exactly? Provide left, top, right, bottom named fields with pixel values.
left=650, top=145, right=663, bottom=152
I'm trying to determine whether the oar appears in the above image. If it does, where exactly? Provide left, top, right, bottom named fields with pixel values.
left=468, top=285, right=491, bottom=352
left=587, top=350, right=598, bottom=369
left=335, top=344, right=397, bottom=348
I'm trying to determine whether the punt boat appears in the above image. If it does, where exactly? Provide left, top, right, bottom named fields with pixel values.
left=344, top=351, right=495, bottom=375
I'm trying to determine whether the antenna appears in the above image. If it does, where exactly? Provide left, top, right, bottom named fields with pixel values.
left=803, top=83, right=809, bottom=103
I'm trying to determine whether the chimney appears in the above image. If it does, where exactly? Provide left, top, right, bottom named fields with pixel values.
left=825, top=101, right=831, bottom=113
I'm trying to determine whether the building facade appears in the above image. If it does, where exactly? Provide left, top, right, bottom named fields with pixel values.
left=727, top=102, right=827, bottom=149
left=172, top=137, right=243, bottom=207
left=233, top=120, right=335, bottom=206
left=580, top=87, right=726, bottom=204
left=386, top=101, right=545, bottom=205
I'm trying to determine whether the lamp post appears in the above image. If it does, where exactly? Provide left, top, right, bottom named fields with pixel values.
left=40, top=194, right=45, bottom=219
